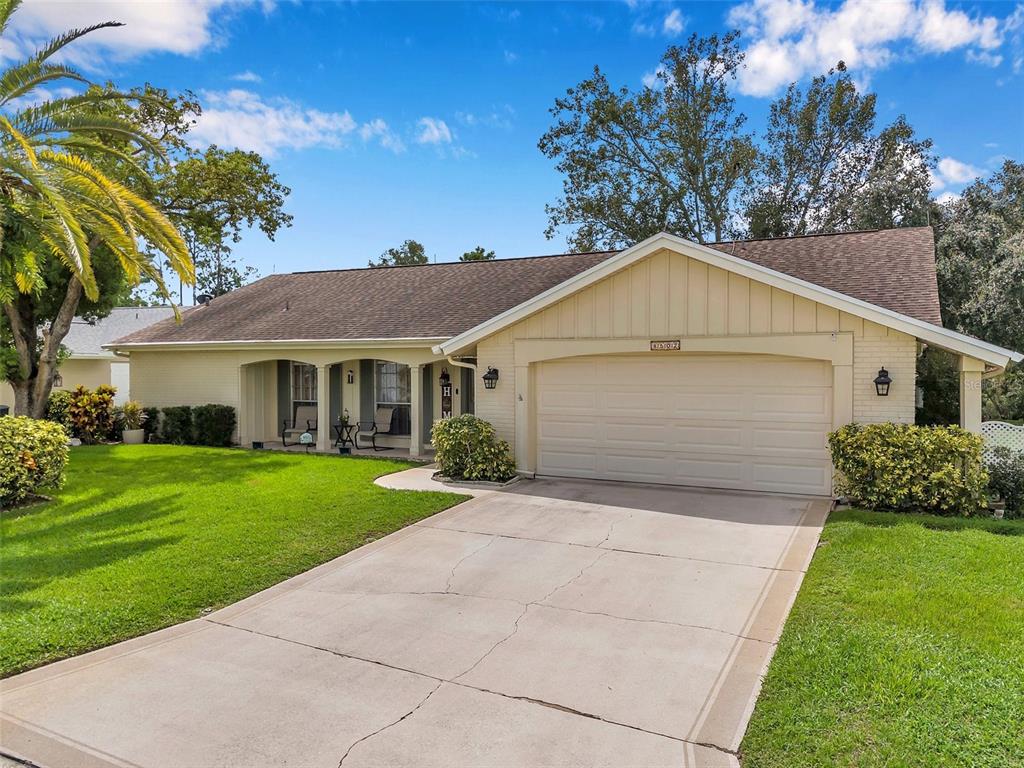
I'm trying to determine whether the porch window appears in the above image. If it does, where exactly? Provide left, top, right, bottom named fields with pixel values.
left=375, top=361, right=411, bottom=435
left=291, top=362, right=317, bottom=404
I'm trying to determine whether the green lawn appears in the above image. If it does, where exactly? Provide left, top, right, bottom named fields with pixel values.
left=742, top=508, right=1024, bottom=768
left=0, top=445, right=464, bottom=678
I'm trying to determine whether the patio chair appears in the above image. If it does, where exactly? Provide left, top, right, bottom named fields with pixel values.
left=355, top=407, right=395, bottom=451
left=282, top=404, right=318, bottom=447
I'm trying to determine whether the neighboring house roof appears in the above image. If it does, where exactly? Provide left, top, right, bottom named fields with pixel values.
left=113, top=227, right=943, bottom=347
left=65, top=307, right=176, bottom=358
left=438, top=231, right=1021, bottom=370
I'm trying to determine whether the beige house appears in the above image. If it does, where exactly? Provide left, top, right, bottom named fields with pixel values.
left=1, top=307, right=175, bottom=411
left=109, top=228, right=1021, bottom=497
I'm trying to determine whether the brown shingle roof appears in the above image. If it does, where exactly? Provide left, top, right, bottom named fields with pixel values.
left=114, top=227, right=941, bottom=345
left=709, top=227, right=941, bottom=325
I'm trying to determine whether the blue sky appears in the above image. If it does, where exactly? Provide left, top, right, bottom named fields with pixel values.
left=7, top=0, right=1024, bottom=280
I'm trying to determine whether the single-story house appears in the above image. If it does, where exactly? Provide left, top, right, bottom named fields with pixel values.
left=2, top=306, right=176, bottom=410
left=109, top=228, right=1021, bottom=496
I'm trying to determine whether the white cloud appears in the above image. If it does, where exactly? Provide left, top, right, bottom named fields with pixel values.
left=1, top=1, right=259, bottom=66
left=935, top=191, right=961, bottom=205
left=662, top=9, right=685, bottom=36
left=503, top=49, right=518, bottom=64
left=729, top=0, right=1010, bottom=96
left=230, top=70, right=262, bottom=83
left=455, top=105, right=515, bottom=130
left=934, top=156, right=982, bottom=187
left=359, top=118, right=405, bottom=154
left=642, top=64, right=667, bottom=88
left=415, top=117, right=452, bottom=145
left=190, top=89, right=357, bottom=156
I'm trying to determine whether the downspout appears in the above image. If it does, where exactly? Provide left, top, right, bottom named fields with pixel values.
left=445, top=355, right=476, bottom=373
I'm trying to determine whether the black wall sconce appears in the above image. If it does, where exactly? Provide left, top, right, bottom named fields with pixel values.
left=346, top=369, right=354, bottom=384
left=53, top=372, right=63, bottom=387
left=482, top=367, right=499, bottom=390
left=874, top=367, right=892, bottom=396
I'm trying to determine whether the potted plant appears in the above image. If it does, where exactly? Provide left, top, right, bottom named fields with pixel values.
left=120, top=400, right=147, bottom=444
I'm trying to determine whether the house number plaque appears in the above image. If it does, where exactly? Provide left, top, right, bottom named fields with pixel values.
left=650, top=340, right=681, bottom=351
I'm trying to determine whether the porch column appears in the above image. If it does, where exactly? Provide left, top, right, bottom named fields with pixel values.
left=959, top=355, right=984, bottom=434
left=237, top=365, right=249, bottom=447
left=409, top=364, right=422, bottom=457
left=316, top=364, right=330, bottom=452
left=514, top=365, right=534, bottom=475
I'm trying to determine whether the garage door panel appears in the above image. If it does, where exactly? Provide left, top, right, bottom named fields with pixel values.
left=750, top=391, right=831, bottom=421
left=536, top=355, right=833, bottom=495
left=537, top=388, right=598, bottom=412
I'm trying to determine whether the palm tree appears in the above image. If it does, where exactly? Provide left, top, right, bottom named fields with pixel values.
left=0, top=0, right=192, bottom=417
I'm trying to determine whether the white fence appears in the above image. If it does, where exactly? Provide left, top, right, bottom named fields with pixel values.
left=982, top=421, right=1024, bottom=456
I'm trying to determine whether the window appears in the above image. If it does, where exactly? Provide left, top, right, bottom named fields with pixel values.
left=291, top=362, right=317, bottom=403
left=375, top=361, right=411, bottom=435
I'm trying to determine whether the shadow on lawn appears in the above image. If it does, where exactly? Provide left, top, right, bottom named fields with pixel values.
left=833, top=508, right=1024, bottom=537
left=0, top=494, right=185, bottom=614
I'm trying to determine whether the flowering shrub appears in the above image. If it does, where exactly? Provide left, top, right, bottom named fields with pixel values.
left=432, top=414, right=516, bottom=482
left=829, top=423, right=988, bottom=516
left=0, top=416, right=69, bottom=507
left=67, top=385, right=116, bottom=443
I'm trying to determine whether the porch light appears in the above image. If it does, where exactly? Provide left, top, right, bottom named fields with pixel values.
left=346, top=369, right=354, bottom=384
left=53, top=372, right=63, bottom=388
left=482, top=367, right=499, bottom=390
left=873, top=367, right=892, bottom=397
left=439, top=367, right=451, bottom=388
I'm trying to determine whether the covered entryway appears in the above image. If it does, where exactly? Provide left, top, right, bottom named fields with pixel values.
left=535, top=354, right=833, bottom=495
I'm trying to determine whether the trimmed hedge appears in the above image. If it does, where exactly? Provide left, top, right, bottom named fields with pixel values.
left=829, top=423, right=988, bottom=516
left=432, top=414, right=516, bottom=482
left=45, top=390, right=73, bottom=431
left=156, top=404, right=236, bottom=446
left=142, top=407, right=161, bottom=440
left=160, top=406, right=193, bottom=445
left=0, top=416, right=69, bottom=507
left=192, top=404, right=236, bottom=447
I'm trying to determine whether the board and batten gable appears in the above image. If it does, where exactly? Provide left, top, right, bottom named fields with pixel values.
left=474, top=247, right=917, bottom=453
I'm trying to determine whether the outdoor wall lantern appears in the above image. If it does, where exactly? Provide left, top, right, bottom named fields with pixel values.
left=873, top=367, right=892, bottom=397
left=439, top=367, right=451, bottom=388
left=53, top=372, right=63, bottom=387
left=482, top=367, right=500, bottom=390
left=346, top=369, right=354, bottom=384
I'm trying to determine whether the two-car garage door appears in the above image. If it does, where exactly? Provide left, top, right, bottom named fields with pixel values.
left=535, top=355, right=833, bottom=496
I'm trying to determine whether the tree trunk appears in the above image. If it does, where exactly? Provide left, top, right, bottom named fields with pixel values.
left=3, top=277, right=84, bottom=419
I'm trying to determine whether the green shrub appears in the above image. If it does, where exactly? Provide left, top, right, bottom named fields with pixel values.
left=160, top=406, right=193, bottom=445
left=45, top=390, right=73, bottom=431
left=829, top=423, right=988, bottom=516
left=432, top=414, right=516, bottom=482
left=0, top=416, right=69, bottom=507
left=142, top=407, right=160, bottom=440
left=192, top=404, right=236, bottom=447
left=66, top=385, right=116, bottom=443
left=986, top=447, right=1024, bottom=518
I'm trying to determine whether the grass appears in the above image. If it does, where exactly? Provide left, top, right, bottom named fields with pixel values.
left=0, top=445, right=464, bottom=678
left=742, top=508, right=1024, bottom=768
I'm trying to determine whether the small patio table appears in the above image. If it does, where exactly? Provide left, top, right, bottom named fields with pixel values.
left=333, top=422, right=357, bottom=449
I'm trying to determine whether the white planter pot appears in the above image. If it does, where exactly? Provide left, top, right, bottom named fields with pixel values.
left=122, top=428, right=146, bottom=445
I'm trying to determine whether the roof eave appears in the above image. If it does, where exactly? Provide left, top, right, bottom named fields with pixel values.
left=437, top=232, right=1022, bottom=369
left=105, top=336, right=449, bottom=353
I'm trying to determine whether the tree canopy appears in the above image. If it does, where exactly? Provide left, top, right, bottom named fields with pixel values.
left=370, top=239, right=428, bottom=267
left=460, top=246, right=496, bottom=261
left=541, top=37, right=934, bottom=249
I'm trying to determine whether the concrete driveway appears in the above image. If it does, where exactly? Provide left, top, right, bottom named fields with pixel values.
left=0, top=476, right=828, bottom=768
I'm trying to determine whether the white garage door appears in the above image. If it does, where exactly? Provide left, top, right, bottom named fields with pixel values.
left=536, top=355, right=833, bottom=496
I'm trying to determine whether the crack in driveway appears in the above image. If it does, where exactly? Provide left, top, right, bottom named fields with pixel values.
left=337, top=680, right=444, bottom=766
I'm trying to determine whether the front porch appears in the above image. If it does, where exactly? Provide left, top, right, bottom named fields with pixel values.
left=237, top=349, right=476, bottom=457
left=256, top=439, right=436, bottom=462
